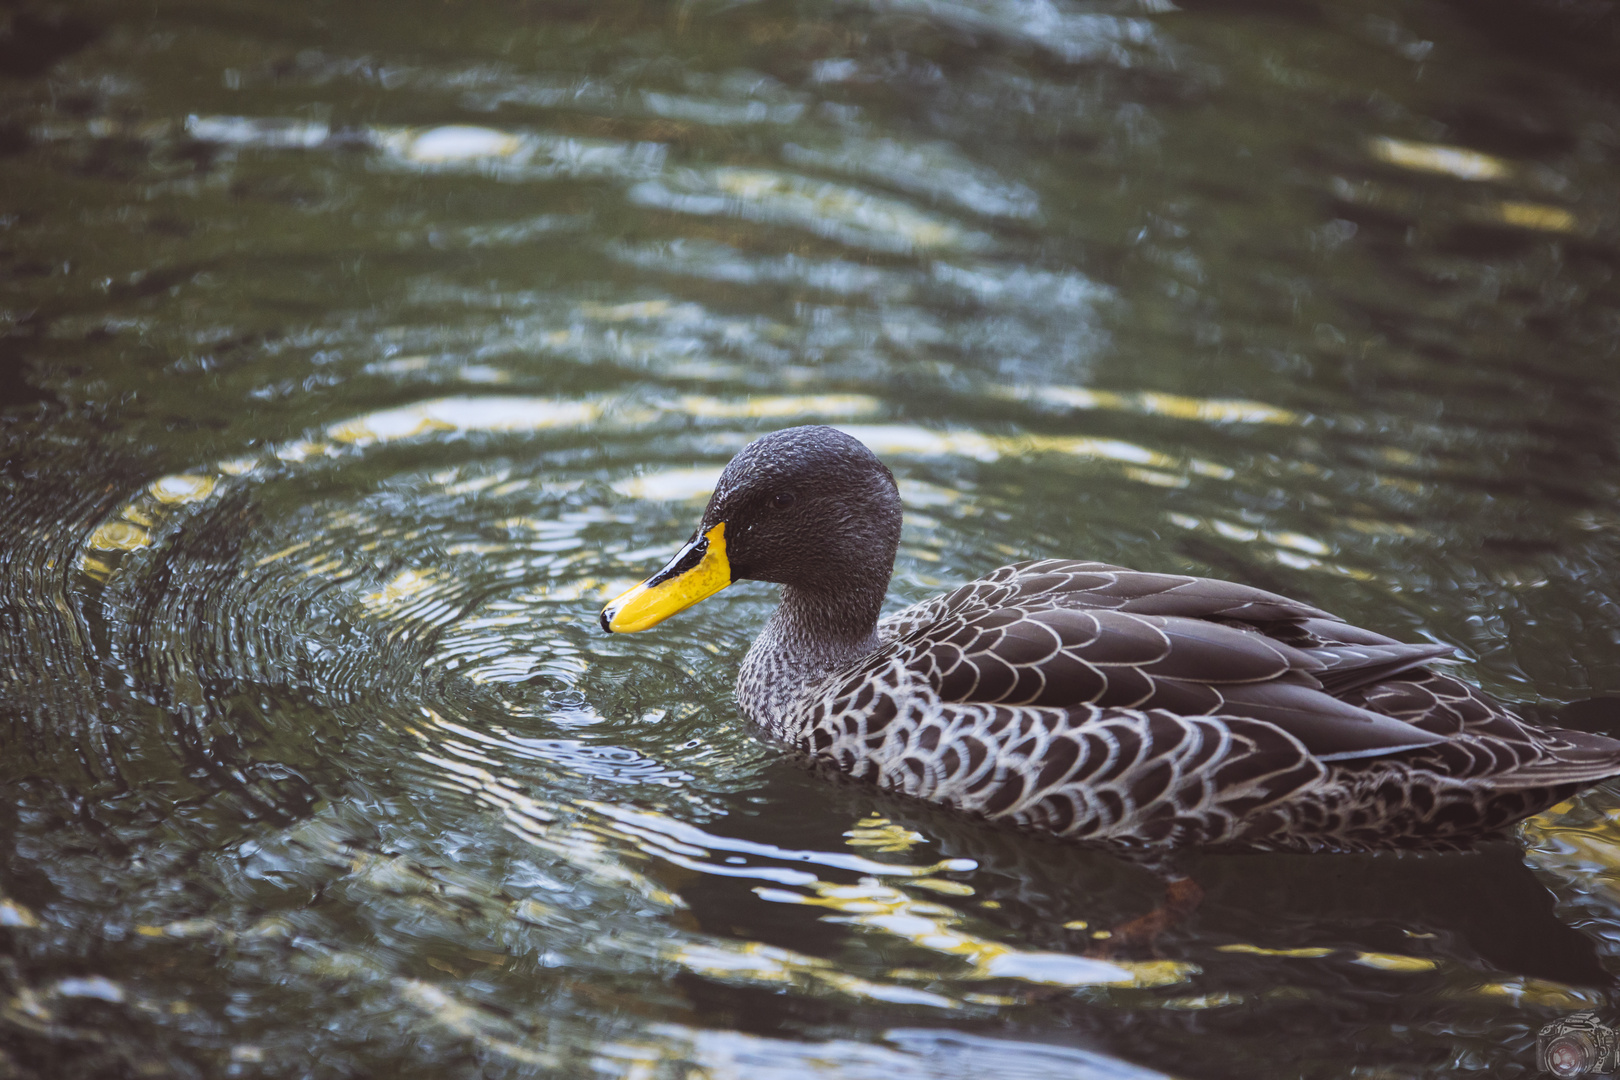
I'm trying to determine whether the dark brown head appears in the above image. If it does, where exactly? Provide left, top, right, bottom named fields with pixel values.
left=600, top=426, right=902, bottom=633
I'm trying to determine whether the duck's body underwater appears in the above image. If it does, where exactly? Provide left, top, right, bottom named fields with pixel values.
left=601, top=425, right=1620, bottom=852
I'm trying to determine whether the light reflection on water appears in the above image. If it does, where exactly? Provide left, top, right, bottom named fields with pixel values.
left=3, top=0, right=1620, bottom=1077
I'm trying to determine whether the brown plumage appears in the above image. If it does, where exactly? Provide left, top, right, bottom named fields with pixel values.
left=604, top=426, right=1620, bottom=852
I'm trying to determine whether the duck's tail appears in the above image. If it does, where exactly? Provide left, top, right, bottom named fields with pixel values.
left=1483, top=726, right=1620, bottom=790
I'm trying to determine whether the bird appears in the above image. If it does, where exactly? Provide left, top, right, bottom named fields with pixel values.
left=600, top=425, right=1620, bottom=853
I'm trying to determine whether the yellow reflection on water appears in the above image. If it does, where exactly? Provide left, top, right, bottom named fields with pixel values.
left=253, top=539, right=313, bottom=567
left=1350, top=952, right=1438, bottom=972
left=845, top=815, right=927, bottom=853
left=326, top=396, right=601, bottom=446
left=755, top=878, right=1193, bottom=989
left=0, top=896, right=41, bottom=929
left=1486, top=200, right=1577, bottom=233
left=361, top=568, right=442, bottom=612
left=148, top=474, right=218, bottom=505
left=1460, top=976, right=1603, bottom=1011
left=1520, top=797, right=1620, bottom=870
left=386, top=125, right=523, bottom=164
left=1217, top=944, right=1335, bottom=959
left=996, top=385, right=1302, bottom=426
left=1368, top=137, right=1511, bottom=181
left=85, top=520, right=151, bottom=553
left=835, top=423, right=1215, bottom=493
left=664, top=940, right=959, bottom=1010
left=82, top=471, right=227, bottom=568
left=1219, top=942, right=1438, bottom=972
left=675, top=393, right=882, bottom=420
left=611, top=466, right=725, bottom=502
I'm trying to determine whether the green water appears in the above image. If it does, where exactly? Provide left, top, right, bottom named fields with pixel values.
left=3, top=1, right=1620, bottom=1076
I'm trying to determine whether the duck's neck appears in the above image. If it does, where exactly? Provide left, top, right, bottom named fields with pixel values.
left=736, top=579, right=888, bottom=739
left=771, top=581, right=887, bottom=663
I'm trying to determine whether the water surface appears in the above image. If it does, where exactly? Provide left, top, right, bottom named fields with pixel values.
left=4, top=1, right=1620, bottom=1076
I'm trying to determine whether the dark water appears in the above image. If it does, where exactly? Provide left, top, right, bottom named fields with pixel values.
left=4, top=0, right=1620, bottom=1076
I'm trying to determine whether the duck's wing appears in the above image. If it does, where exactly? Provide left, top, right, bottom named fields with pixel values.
left=1002, top=560, right=1470, bottom=694
left=997, top=561, right=1466, bottom=677
left=880, top=558, right=1392, bottom=650
left=875, top=560, right=1459, bottom=761
left=897, top=601, right=1446, bottom=760
left=991, top=559, right=1343, bottom=622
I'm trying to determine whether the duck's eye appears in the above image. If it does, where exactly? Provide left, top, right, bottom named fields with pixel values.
left=771, top=491, right=796, bottom=510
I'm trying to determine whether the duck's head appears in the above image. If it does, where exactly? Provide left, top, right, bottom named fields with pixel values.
left=600, top=425, right=902, bottom=633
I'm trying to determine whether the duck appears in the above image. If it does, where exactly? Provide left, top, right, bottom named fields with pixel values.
left=600, top=425, right=1620, bottom=852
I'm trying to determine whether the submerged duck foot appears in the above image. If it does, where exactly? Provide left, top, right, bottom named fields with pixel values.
left=1087, top=876, right=1204, bottom=959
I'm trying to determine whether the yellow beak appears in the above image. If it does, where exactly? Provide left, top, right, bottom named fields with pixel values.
left=600, top=523, right=733, bottom=633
